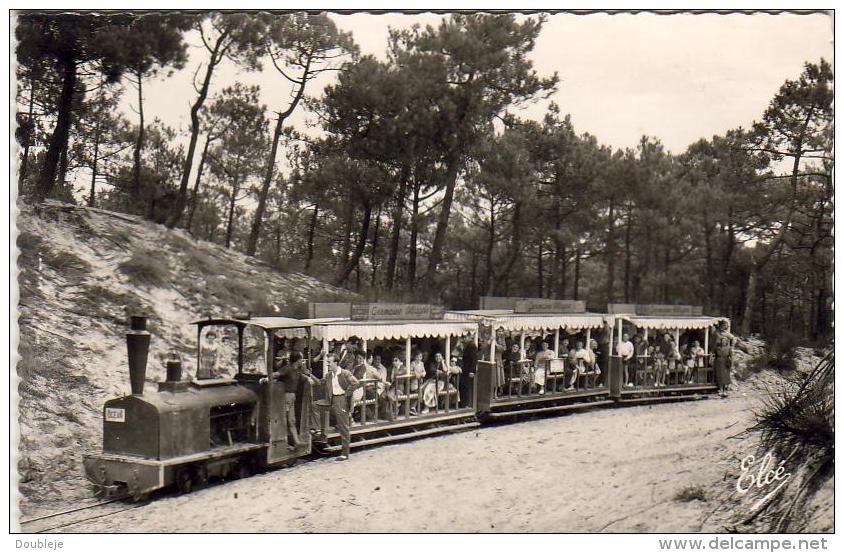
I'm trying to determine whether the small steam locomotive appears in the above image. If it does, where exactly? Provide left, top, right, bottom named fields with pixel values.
left=83, top=316, right=316, bottom=499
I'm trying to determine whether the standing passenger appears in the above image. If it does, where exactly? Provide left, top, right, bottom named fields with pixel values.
left=275, top=352, right=304, bottom=448
left=321, top=353, right=358, bottom=461
left=713, top=338, right=733, bottom=397
left=617, top=333, right=635, bottom=387
left=460, top=337, right=478, bottom=407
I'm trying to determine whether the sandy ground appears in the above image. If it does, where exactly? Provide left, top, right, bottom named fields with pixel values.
left=62, top=386, right=767, bottom=533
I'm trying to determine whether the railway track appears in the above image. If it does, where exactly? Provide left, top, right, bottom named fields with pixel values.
left=19, top=497, right=148, bottom=533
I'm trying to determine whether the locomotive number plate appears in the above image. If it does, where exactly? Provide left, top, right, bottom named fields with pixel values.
left=105, top=408, right=125, bottom=423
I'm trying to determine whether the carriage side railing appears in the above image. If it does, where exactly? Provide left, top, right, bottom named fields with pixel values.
left=625, top=353, right=715, bottom=388
left=496, top=353, right=603, bottom=401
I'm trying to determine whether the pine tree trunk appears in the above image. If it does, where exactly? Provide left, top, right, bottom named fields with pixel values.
left=131, top=68, right=145, bottom=206
left=335, top=203, right=373, bottom=286
left=341, top=199, right=353, bottom=265
left=305, top=204, right=318, bottom=274
left=408, top=183, right=420, bottom=290
left=470, top=250, right=478, bottom=306
left=370, top=204, right=382, bottom=292
left=224, top=153, right=242, bottom=249
left=187, top=134, right=212, bottom=233
left=19, top=78, right=36, bottom=187
left=605, top=197, right=616, bottom=303
left=57, top=141, right=69, bottom=195
left=385, top=167, right=408, bottom=291
left=423, top=151, right=461, bottom=285
left=225, top=183, right=239, bottom=249
left=167, top=32, right=228, bottom=228
left=740, top=264, right=758, bottom=336
left=623, top=202, right=633, bottom=303
left=247, top=58, right=311, bottom=256
left=35, top=57, right=76, bottom=202
left=484, top=199, right=496, bottom=295
left=573, top=247, right=581, bottom=300
left=87, top=123, right=101, bottom=207
left=537, top=239, right=544, bottom=297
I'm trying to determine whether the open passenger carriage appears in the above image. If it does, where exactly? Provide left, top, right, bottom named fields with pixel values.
left=447, top=298, right=615, bottom=419
left=274, top=303, right=481, bottom=453
left=606, top=304, right=730, bottom=403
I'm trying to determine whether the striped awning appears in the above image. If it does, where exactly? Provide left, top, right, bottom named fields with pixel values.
left=276, top=319, right=478, bottom=341
left=447, top=310, right=608, bottom=332
left=622, top=316, right=728, bottom=330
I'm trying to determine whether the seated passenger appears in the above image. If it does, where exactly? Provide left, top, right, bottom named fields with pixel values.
left=533, top=340, right=556, bottom=394
left=565, top=345, right=579, bottom=391
left=420, top=352, right=460, bottom=413
left=409, top=352, right=426, bottom=390
left=688, top=339, right=705, bottom=371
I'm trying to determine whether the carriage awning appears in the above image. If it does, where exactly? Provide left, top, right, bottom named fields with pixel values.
left=444, top=309, right=514, bottom=321
left=446, top=310, right=608, bottom=332
left=191, top=316, right=315, bottom=331
left=275, top=319, right=478, bottom=341
left=621, top=315, right=728, bottom=330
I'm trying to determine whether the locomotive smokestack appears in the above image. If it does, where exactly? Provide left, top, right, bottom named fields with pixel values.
left=165, top=351, right=182, bottom=383
left=126, top=315, right=150, bottom=395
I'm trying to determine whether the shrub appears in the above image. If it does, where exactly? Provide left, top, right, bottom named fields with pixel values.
left=754, top=351, right=834, bottom=466
left=118, top=249, right=169, bottom=287
left=41, top=248, right=92, bottom=281
left=674, top=486, right=707, bottom=502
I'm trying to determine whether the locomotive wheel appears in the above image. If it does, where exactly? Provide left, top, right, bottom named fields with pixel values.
left=175, top=466, right=193, bottom=494
left=235, top=459, right=252, bottom=480
left=194, top=464, right=209, bottom=487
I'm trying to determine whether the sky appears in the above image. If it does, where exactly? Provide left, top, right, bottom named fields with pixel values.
left=127, top=11, right=833, bottom=161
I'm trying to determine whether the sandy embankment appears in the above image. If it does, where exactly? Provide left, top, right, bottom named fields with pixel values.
left=66, top=382, right=770, bottom=533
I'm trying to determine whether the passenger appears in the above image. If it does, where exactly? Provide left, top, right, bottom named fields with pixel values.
left=533, top=340, right=556, bottom=394
left=420, top=352, right=457, bottom=413
left=502, top=343, right=523, bottom=394
left=320, top=353, right=358, bottom=461
left=564, top=344, right=579, bottom=391
left=369, top=353, right=396, bottom=420
left=713, top=337, right=733, bottom=397
left=573, top=341, right=591, bottom=388
left=409, top=352, right=426, bottom=391
left=678, top=343, right=692, bottom=383
left=491, top=331, right=507, bottom=396
left=197, top=330, right=220, bottom=379
left=669, top=335, right=682, bottom=384
left=336, top=342, right=355, bottom=370
left=653, top=348, right=667, bottom=387
left=617, top=333, right=635, bottom=387
left=460, top=337, right=478, bottom=407
left=660, top=334, right=678, bottom=384
left=275, top=351, right=304, bottom=448
left=687, top=340, right=705, bottom=383
left=390, top=355, right=416, bottom=415
left=350, top=352, right=381, bottom=420
left=631, top=335, right=646, bottom=386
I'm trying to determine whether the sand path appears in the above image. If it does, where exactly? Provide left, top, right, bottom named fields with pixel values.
left=63, top=385, right=763, bottom=533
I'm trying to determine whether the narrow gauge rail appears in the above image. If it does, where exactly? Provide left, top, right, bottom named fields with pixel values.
left=19, top=498, right=147, bottom=533
left=80, top=300, right=732, bottom=501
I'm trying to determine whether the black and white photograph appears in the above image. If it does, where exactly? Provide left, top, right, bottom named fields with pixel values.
left=9, top=4, right=836, bottom=539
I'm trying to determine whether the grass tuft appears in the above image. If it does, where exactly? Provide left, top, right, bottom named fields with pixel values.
left=674, top=486, right=707, bottom=502
left=118, top=249, right=170, bottom=287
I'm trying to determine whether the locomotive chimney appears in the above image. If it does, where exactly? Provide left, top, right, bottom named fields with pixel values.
left=165, top=351, right=182, bottom=383
left=126, top=315, right=150, bottom=395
